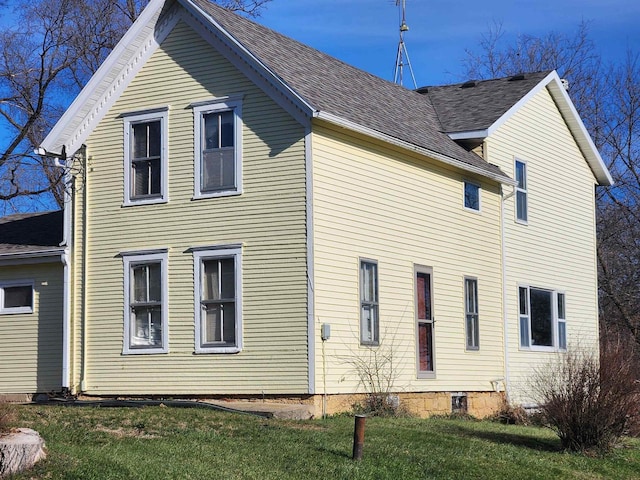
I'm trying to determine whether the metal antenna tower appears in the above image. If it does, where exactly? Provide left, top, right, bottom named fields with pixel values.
left=393, top=0, right=417, bottom=89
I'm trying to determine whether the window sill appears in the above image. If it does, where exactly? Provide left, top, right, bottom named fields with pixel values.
left=195, top=346, right=241, bottom=354
left=0, top=308, right=33, bottom=315
left=519, top=345, right=560, bottom=353
left=417, top=372, right=436, bottom=379
left=464, top=207, right=482, bottom=214
left=123, top=197, right=168, bottom=207
left=122, top=347, right=169, bottom=355
left=192, top=190, right=242, bottom=201
left=515, top=218, right=528, bottom=226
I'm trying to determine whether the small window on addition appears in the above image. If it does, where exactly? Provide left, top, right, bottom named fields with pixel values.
left=464, top=181, right=480, bottom=211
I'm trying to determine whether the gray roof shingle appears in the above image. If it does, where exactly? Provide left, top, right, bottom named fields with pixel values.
left=420, top=71, right=552, bottom=134
left=190, top=0, right=508, bottom=180
left=0, top=210, right=64, bottom=256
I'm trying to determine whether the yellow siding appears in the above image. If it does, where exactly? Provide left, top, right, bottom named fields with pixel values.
left=312, top=122, right=505, bottom=394
left=0, top=263, right=63, bottom=393
left=79, top=20, right=308, bottom=395
left=488, top=87, right=599, bottom=404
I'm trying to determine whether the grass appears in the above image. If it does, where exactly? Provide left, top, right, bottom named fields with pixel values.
left=3, top=404, right=640, bottom=479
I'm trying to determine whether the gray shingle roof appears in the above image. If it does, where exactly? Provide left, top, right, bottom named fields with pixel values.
left=190, top=0, right=508, bottom=180
left=420, top=71, right=552, bottom=134
left=0, top=210, right=64, bottom=256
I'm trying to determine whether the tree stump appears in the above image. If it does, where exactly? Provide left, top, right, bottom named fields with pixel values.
left=0, top=428, right=46, bottom=478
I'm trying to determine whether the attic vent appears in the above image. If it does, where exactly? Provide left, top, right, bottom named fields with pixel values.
left=461, top=80, right=477, bottom=89
left=509, top=74, right=526, bottom=81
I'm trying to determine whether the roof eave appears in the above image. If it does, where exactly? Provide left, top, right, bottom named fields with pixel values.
left=474, top=70, right=613, bottom=186
left=0, top=248, right=65, bottom=266
left=179, top=0, right=316, bottom=119
left=316, top=111, right=516, bottom=186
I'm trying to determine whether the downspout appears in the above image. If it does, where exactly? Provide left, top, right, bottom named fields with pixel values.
left=501, top=184, right=516, bottom=403
left=58, top=155, right=73, bottom=393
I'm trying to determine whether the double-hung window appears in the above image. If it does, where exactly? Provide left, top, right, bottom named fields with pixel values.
left=193, top=98, right=243, bottom=199
left=123, top=108, right=168, bottom=205
left=193, top=247, right=242, bottom=353
left=515, top=159, right=528, bottom=223
left=464, top=277, right=479, bottom=350
left=416, top=266, right=435, bottom=377
left=123, top=251, right=168, bottom=354
left=360, top=260, right=379, bottom=345
left=0, top=281, right=33, bottom=314
left=519, top=285, right=567, bottom=350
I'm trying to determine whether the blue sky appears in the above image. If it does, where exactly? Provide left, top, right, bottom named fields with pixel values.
left=256, top=0, right=640, bottom=87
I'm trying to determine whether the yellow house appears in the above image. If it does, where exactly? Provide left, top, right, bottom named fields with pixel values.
left=1, top=0, right=611, bottom=417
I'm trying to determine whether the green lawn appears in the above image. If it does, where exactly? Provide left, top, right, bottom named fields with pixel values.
left=4, top=404, right=640, bottom=479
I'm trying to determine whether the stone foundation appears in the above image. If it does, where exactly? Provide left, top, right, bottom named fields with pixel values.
left=313, top=391, right=504, bottom=418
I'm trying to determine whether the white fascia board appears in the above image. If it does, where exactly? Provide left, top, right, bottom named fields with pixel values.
left=40, top=0, right=175, bottom=155
left=475, top=70, right=613, bottom=186
left=315, top=111, right=517, bottom=186
left=448, top=130, right=488, bottom=140
left=545, top=73, right=614, bottom=186
left=179, top=0, right=316, bottom=126
left=0, top=249, right=65, bottom=266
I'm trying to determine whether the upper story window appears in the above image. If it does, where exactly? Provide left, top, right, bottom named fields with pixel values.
left=193, top=246, right=242, bottom=354
left=360, top=259, right=379, bottom=345
left=122, top=250, right=168, bottom=354
left=193, top=98, right=243, bottom=199
left=0, top=282, right=34, bottom=314
left=519, top=285, right=567, bottom=351
left=123, top=108, right=169, bottom=206
left=515, top=159, right=528, bottom=223
left=464, top=181, right=481, bottom=211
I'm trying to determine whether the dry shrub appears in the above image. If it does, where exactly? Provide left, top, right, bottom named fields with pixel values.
left=533, top=341, right=639, bottom=454
left=0, top=402, right=17, bottom=435
left=493, top=401, right=532, bottom=426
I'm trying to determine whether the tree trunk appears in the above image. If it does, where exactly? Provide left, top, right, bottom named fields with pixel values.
left=0, top=428, right=46, bottom=478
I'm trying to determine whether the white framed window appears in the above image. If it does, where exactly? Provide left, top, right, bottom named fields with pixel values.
left=0, top=281, right=34, bottom=314
left=123, top=108, right=169, bottom=206
left=515, top=159, right=528, bottom=223
left=193, top=246, right=242, bottom=353
left=415, top=265, right=435, bottom=378
left=193, top=98, right=243, bottom=199
left=464, top=277, right=479, bottom=350
left=122, top=251, right=168, bottom=354
left=463, top=181, right=481, bottom=212
left=360, top=259, right=379, bottom=345
left=518, top=285, right=566, bottom=351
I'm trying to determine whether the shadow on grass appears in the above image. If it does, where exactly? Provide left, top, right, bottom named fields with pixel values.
left=315, top=445, right=352, bottom=459
left=446, top=424, right=562, bottom=452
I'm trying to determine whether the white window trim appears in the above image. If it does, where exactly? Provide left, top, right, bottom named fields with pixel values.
left=122, top=251, right=168, bottom=354
left=193, top=98, right=243, bottom=200
left=518, top=284, right=565, bottom=352
left=0, top=280, right=34, bottom=314
left=123, top=108, right=169, bottom=206
left=463, top=180, right=482, bottom=213
left=514, top=158, right=528, bottom=225
left=359, top=258, right=379, bottom=346
left=415, top=264, right=435, bottom=379
left=464, top=276, right=479, bottom=351
left=193, top=246, right=243, bottom=354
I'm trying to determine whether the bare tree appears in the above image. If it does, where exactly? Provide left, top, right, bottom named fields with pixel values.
left=462, top=23, right=640, bottom=351
left=0, top=0, right=271, bottom=214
